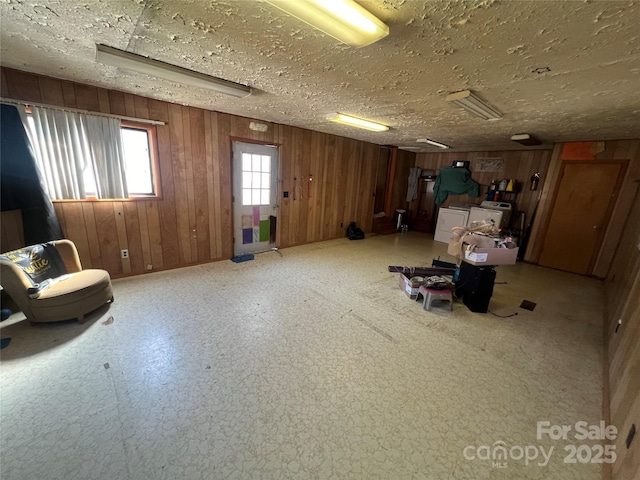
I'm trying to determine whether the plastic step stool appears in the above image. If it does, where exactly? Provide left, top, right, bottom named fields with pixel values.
left=418, top=285, right=453, bottom=311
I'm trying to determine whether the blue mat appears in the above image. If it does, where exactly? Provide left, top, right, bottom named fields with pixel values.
left=231, top=254, right=254, bottom=263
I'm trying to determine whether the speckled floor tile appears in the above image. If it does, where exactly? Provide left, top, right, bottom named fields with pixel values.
left=1, top=233, right=605, bottom=479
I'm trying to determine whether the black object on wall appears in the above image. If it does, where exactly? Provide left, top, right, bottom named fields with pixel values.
left=1, top=104, right=63, bottom=246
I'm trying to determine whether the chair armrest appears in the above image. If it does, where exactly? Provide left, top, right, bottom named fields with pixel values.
left=53, top=239, right=83, bottom=273
left=0, top=261, right=36, bottom=318
left=0, top=261, right=34, bottom=290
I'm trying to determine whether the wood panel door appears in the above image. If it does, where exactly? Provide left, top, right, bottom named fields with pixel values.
left=539, top=161, right=626, bottom=275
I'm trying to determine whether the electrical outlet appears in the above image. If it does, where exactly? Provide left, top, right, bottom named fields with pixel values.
left=146, top=264, right=153, bottom=271
left=121, top=249, right=129, bottom=259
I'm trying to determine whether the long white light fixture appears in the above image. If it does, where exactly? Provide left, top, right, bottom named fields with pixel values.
left=264, top=0, right=389, bottom=47
left=445, top=90, right=502, bottom=121
left=417, top=138, right=450, bottom=149
left=327, top=113, right=389, bottom=132
left=96, top=44, right=252, bottom=98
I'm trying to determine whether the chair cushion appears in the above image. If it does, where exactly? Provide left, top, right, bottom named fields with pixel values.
left=32, top=269, right=111, bottom=308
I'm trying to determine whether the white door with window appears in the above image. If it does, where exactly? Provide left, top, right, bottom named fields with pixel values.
left=232, top=142, right=279, bottom=255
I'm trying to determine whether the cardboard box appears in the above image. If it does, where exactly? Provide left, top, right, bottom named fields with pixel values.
left=448, top=241, right=518, bottom=266
left=398, top=273, right=422, bottom=299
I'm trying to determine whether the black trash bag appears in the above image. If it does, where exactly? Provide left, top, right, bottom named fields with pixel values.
left=346, top=222, right=365, bottom=240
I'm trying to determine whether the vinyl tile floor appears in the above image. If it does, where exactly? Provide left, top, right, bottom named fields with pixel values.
left=0, top=233, right=606, bottom=480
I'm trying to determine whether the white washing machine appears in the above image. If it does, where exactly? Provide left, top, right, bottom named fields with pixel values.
left=468, top=201, right=512, bottom=229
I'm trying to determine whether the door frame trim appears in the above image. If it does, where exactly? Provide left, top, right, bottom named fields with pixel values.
left=230, top=139, right=281, bottom=254
left=538, top=159, right=629, bottom=276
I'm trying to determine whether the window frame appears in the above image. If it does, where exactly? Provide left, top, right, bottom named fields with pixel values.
left=48, top=120, right=162, bottom=203
left=118, top=121, right=162, bottom=201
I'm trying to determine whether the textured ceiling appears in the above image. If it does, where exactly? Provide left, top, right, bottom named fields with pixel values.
left=1, top=0, right=639, bottom=151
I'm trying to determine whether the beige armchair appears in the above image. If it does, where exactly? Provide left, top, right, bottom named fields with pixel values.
left=0, top=239, right=113, bottom=324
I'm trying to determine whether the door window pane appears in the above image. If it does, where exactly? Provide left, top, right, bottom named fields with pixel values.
left=252, top=172, right=262, bottom=189
left=252, top=155, right=261, bottom=171
left=262, top=156, right=271, bottom=172
left=252, top=190, right=261, bottom=205
left=242, top=189, right=252, bottom=205
left=242, top=172, right=252, bottom=188
left=242, top=154, right=252, bottom=172
left=261, top=189, right=270, bottom=205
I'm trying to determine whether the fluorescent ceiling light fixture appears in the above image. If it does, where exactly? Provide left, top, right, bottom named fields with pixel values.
left=264, top=0, right=389, bottom=47
left=417, top=138, right=450, bottom=149
left=327, top=113, right=389, bottom=132
left=511, top=133, right=542, bottom=146
left=96, top=44, right=252, bottom=98
left=445, top=90, right=502, bottom=121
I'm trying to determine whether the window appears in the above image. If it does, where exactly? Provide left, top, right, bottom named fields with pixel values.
left=241, top=153, right=271, bottom=206
left=25, top=109, right=160, bottom=200
left=120, top=122, right=158, bottom=197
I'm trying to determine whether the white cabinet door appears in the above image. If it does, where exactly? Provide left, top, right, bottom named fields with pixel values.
left=434, top=208, right=469, bottom=243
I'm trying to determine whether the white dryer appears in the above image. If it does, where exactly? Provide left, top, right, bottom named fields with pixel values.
left=468, top=201, right=512, bottom=229
left=434, top=207, right=469, bottom=243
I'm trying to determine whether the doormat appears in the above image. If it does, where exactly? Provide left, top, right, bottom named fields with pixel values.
left=231, top=254, right=254, bottom=263
left=520, top=300, right=537, bottom=311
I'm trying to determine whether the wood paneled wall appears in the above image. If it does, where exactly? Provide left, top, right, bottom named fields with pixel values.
left=526, top=140, right=640, bottom=273
left=415, top=149, right=552, bottom=233
left=277, top=127, right=379, bottom=247
left=388, top=148, right=417, bottom=215
left=604, top=188, right=640, bottom=480
left=1, top=68, right=379, bottom=277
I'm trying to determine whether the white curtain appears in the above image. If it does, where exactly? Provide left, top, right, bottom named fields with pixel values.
left=83, top=114, right=128, bottom=199
left=23, top=106, right=128, bottom=200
